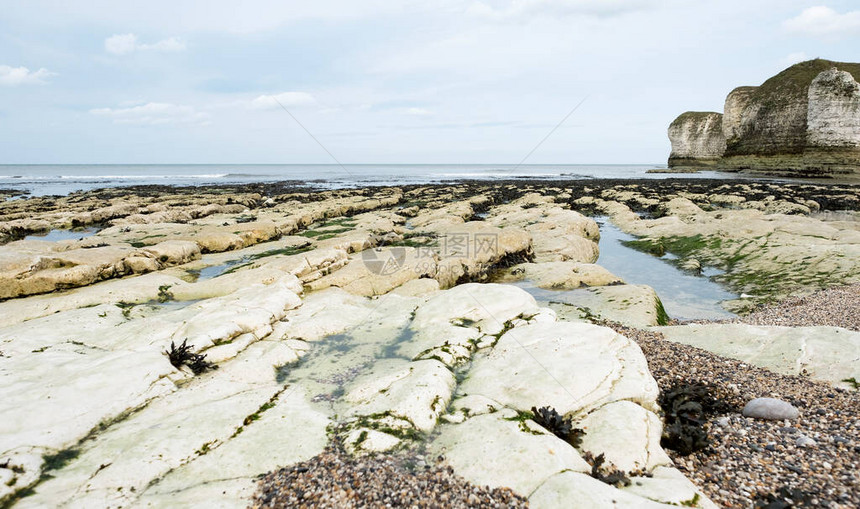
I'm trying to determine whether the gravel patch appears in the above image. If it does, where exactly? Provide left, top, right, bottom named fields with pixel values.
left=735, top=284, right=860, bottom=331
left=250, top=445, right=528, bottom=509
left=607, top=322, right=859, bottom=509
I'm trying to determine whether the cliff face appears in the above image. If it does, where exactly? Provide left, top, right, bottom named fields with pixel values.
left=667, top=112, right=726, bottom=167
left=807, top=68, right=860, bottom=149
left=668, top=59, right=860, bottom=175
left=722, top=86, right=757, bottom=142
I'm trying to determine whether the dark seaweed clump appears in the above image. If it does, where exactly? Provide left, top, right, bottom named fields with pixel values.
left=583, top=452, right=631, bottom=487
left=659, top=382, right=729, bottom=455
left=754, top=486, right=813, bottom=509
left=531, top=406, right=585, bottom=447
left=164, top=339, right=218, bottom=375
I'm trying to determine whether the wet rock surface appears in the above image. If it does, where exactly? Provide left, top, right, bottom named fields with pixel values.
left=0, top=180, right=857, bottom=508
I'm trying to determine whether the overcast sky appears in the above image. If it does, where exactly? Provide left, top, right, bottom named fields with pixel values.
left=1, top=1, right=858, bottom=165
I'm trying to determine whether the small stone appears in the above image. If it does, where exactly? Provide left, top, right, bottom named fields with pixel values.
left=796, top=436, right=817, bottom=448
left=716, top=417, right=730, bottom=427
left=742, top=398, right=799, bottom=420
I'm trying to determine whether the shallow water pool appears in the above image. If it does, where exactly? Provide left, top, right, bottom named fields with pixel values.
left=511, top=218, right=738, bottom=321
left=24, top=227, right=100, bottom=242
left=591, top=217, right=737, bottom=320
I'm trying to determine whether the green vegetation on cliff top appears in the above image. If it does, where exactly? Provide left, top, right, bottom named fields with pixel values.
left=726, top=58, right=860, bottom=155
left=669, top=111, right=722, bottom=128
left=753, top=58, right=860, bottom=107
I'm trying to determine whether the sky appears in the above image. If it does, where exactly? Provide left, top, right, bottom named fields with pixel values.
left=1, top=1, right=858, bottom=165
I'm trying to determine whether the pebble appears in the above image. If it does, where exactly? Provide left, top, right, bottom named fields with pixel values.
left=737, top=284, right=860, bottom=331
left=742, top=398, right=800, bottom=420
left=796, top=436, right=817, bottom=448
left=250, top=445, right=528, bottom=508
left=608, top=321, right=859, bottom=509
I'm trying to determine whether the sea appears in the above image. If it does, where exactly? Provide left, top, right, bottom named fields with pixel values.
left=0, top=164, right=746, bottom=197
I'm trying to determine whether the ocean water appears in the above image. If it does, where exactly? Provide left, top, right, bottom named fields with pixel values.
left=0, top=164, right=742, bottom=197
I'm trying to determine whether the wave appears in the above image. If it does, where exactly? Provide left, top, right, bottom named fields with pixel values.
left=57, top=174, right=230, bottom=180
left=437, top=172, right=563, bottom=178
left=1, top=174, right=236, bottom=181
left=222, top=173, right=275, bottom=178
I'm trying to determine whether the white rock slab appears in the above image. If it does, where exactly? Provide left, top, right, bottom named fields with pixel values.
left=18, top=341, right=300, bottom=508
left=654, top=323, right=860, bottom=388
left=577, top=400, right=671, bottom=472
left=345, top=359, right=455, bottom=432
left=460, top=321, right=659, bottom=416
left=530, top=471, right=682, bottom=508
left=133, top=387, right=329, bottom=509
left=430, top=412, right=590, bottom=495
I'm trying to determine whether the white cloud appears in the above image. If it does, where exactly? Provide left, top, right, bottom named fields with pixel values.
left=399, top=107, right=434, bottom=116
left=105, top=33, right=187, bottom=55
left=0, top=65, right=56, bottom=86
left=783, top=6, right=860, bottom=37
left=250, top=92, right=316, bottom=109
left=105, top=34, right=137, bottom=55
left=466, top=0, right=651, bottom=21
left=90, top=102, right=210, bottom=125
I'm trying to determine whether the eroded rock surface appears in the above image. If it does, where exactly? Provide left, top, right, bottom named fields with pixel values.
left=4, top=180, right=857, bottom=508
left=668, top=111, right=727, bottom=168
left=0, top=270, right=711, bottom=508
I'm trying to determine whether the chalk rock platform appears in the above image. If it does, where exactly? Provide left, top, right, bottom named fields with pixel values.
left=0, top=278, right=713, bottom=508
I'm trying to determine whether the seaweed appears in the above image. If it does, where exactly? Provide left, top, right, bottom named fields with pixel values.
left=753, top=486, right=813, bottom=508
left=662, top=421, right=709, bottom=457
left=157, top=284, right=174, bottom=303
left=164, top=339, right=218, bottom=375
left=530, top=406, right=585, bottom=447
left=583, top=452, right=630, bottom=487
left=42, top=448, right=80, bottom=472
left=0, top=460, right=24, bottom=474
left=115, top=301, right=135, bottom=319
left=681, top=493, right=701, bottom=507
left=659, top=382, right=730, bottom=455
left=234, top=214, right=257, bottom=223
left=246, top=244, right=313, bottom=261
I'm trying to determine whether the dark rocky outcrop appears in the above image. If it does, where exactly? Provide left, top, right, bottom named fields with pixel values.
left=668, top=59, right=860, bottom=176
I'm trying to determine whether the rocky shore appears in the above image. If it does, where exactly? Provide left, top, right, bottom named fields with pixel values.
left=0, top=179, right=858, bottom=508
left=251, top=445, right=528, bottom=508
left=614, top=323, right=858, bottom=508
left=733, top=283, right=860, bottom=331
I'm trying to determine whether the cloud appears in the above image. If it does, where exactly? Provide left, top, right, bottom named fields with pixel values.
left=105, top=33, right=187, bottom=55
left=250, top=92, right=316, bottom=109
left=466, top=0, right=652, bottom=21
left=0, top=65, right=56, bottom=86
left=90, top=102, right=210, bottom=125
left=783, top=6, right=860, bottom=37
left=399, top=107, right=434, bottom=116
